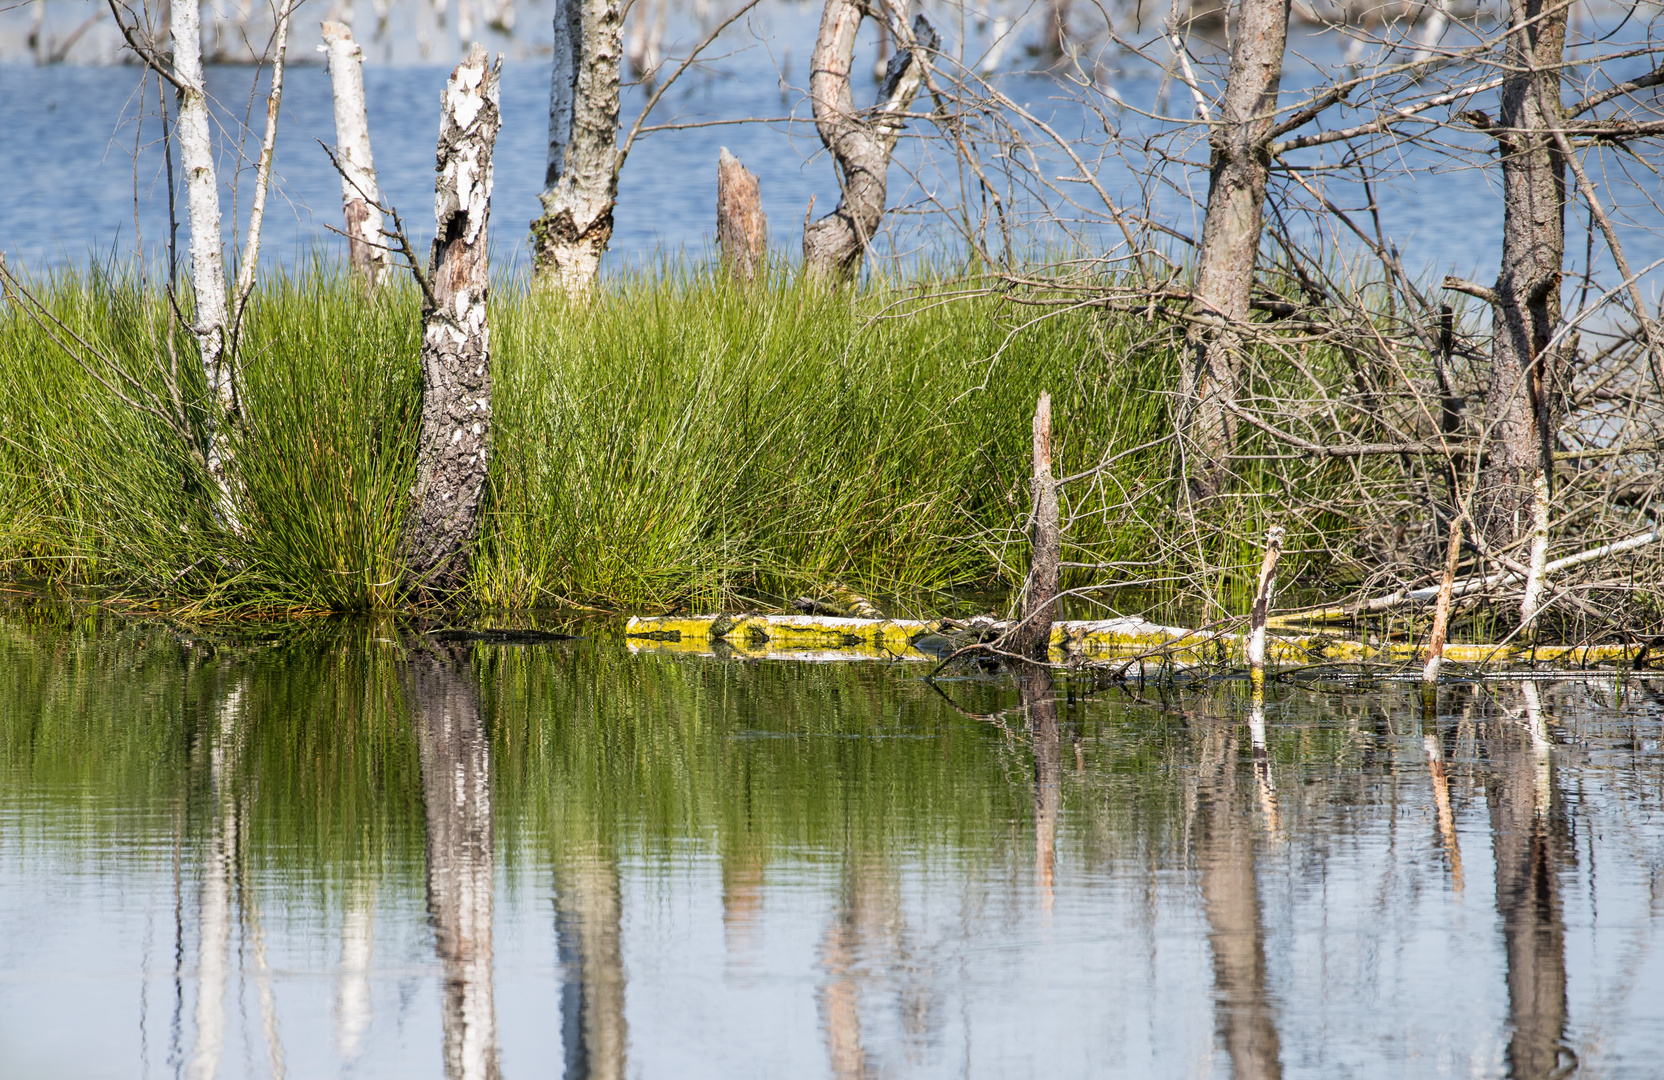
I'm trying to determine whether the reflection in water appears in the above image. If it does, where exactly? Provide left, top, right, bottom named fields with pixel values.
left=1422, top=697, right=1465, bottom=893
left=820, top=858, right=903, bottom=1080
left=555, top=854, right=629, bottom=1080
left=1196, top=718, right=1284, bottom=1080
left=1488, top=684, right=1575, bottom=1080
left=408, top=644, right=501, bottom=1080
left=188, top=679, right=242, bottom=1080
left=8, top=609, right=1664, bottom=1078
left=1021, top=670, right=1062, bottom=911
left=336, top=880, right=377, bottom=1062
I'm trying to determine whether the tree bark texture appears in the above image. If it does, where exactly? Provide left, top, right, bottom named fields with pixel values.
left=533, top=0, right=622, bottom=297
left=802, top=5, right=939, bottom=282
left=716, top=147, right=767, bottom=284
left=1475, top=0, right=1568, bottom=551
left=171, top=0, right=234, bottom=490
left=1011, top=391, right=1059, bottom=661
left=406, top=44, right=501, bottom=595
left=1484, top=691, right=1572, bottom=1080
left=1176, top=0, right=1290, bottom=503
left=322, top=21, right=389, bottom=288
left=408, top=644, right=501, bottom=1080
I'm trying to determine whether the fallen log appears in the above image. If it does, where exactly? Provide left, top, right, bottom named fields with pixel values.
left=623, top=612, right=1646, bottom=667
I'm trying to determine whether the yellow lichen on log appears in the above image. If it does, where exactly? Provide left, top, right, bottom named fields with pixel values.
left=625, top=613, right=1646, bottom=668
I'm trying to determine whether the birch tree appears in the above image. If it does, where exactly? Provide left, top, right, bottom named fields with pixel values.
left=531, top=0, right=622, bottom=296
left=802, top=1, right=940, bottom=282
left=171, top=0, right=233, bottom=487
left=107, top=0, right=295, bottom=524
left=322, top=21, right=390, bottom=288
left=1175, top=0, right=1291, bottom=503
left=405, top=43, right=502, bottom=594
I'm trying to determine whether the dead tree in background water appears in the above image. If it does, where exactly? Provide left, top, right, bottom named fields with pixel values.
left=1176, top=0, right=1291, bottom=503
left=322, top=21, right=389, bottom=288
left=1459, top=0, right=1569, bottom=555
left=803, top=1, right=940, bottom=282
left=531, top=0, right=622, bottom=296
left=406, top=44, right=502, bottom=595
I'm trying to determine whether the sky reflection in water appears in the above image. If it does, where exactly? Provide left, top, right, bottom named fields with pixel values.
left=2, top=610, right=1664, bottom=1078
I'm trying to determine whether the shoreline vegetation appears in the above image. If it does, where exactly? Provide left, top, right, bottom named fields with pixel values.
left=1, top=261, right=1658, bottom=660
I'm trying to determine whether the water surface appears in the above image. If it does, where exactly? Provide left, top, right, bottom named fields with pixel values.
left=3, top=606, right=1663, bottom=1077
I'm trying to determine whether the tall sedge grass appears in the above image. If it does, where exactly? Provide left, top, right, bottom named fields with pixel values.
left=0, top=262, right=1182, bottom=613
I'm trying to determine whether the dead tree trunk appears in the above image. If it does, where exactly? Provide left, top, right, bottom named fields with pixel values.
left=1175, top=0, right=1291, bottom=503
left=406, top=45, right=502, bottom=596
left=171, top=0, right=234, bottom=492
left=1470, top=0, right=1569, bottom=553
left=717, top=147, right=767, bottom=284
left=322, top=21, right=389, bottom=288
left=802, top=5, right=940, bottom=282
left=1010, top=392, right=1060, bottom=661
left=532, top=0, right=622, bottom=297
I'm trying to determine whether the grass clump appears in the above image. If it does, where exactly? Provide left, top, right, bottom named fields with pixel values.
left=0, top=262, right=1177, bottom=613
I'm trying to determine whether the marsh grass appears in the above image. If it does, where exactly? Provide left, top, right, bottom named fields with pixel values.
left=0, top=261, right=1299, bottom=615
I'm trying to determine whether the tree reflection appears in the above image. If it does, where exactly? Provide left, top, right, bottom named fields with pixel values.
left=1020, top=669, right=1062, bottom=911
left=1485, top=682, right=1575, bottom=1080
left=554, top=851, right=628, bottom=1080
left=408, top=643, right=501, bottom=1080
left=1196, top=717, right=1283, bottom=1080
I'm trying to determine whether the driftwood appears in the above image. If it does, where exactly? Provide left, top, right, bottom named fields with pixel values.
left=1276, top=529, right=1661, bottom=625
left=716, top=148, right=767, bottom=284
left=405, top=45, right=503, bottom=595
left=1246, top=525, right=1285, bottom=692
left=1422, top=516, right=1464, bottom=687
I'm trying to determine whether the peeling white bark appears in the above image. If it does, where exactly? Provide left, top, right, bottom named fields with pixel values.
left=533, top=0, right=622, bottom=297
left=322, top=21, right=389, bottom=288
left=406, top=44, right=501, bottom=594
left=171, top=0, right=233, bottom=489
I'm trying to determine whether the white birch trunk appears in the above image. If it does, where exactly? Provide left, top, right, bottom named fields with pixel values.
left=172, top=0, right=231, bottom=454
left=533, top=0, right=623, bottom=297
left=406, top=44, right=502, bottom=593
left=322, top=21, right=389, bottom=287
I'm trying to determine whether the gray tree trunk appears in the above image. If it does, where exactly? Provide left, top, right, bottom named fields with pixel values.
left=716, top=147, right=767, bottom=284
left=408, top=644, right=501, bottom=1080
left=532, top=0, right=622, bottom=297
left=1010, top=392, right=1059, bottom=661
left=1175, top=0, right=1290, bottom=503
left=322, top=21, right=389, bottom=288
left=801, top=5, right=939, bottom=283
left=1473, top=0, right=1568, bottom=553
left=406, top=44, right=502, bottom=596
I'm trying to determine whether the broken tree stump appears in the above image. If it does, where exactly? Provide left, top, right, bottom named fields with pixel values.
left=1009, top=392, right=1059, bottom=661
left=716, top=147, right=767, bottom=284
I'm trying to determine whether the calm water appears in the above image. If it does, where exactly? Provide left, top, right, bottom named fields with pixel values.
left=3, top=604, right=1663, bottom=1078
